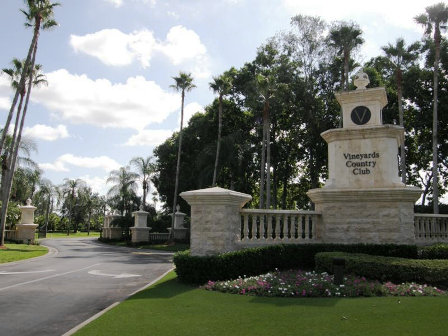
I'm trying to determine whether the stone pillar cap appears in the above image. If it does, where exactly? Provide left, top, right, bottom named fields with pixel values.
left=181, top=187, right=252, bottom=206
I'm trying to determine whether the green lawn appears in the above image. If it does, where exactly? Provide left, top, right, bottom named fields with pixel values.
left=75, top=271, right=448, bottom=336
left=38, top=231, right=101, bottom=238
left=0, top=244, right=48, bottom=263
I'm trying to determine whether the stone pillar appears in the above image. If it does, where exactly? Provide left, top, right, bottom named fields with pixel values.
left=102, top=212, right=110, bottom=239
left=168, top=205, right=188, bottom=240
left=180, top=187, right=252, bottom=256
left=16, top=199, right=38, bottom=244
left=130, top=206, right=151, bottom=243
left=109, top=212, right=122, bottom=239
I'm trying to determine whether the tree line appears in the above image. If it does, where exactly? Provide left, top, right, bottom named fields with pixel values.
left=152, top=4, right=448, bottom=217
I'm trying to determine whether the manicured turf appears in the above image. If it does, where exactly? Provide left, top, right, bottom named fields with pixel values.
left=0, top=244, right=48, bottom=263
left=38, top=231, right=101, bottom=238
left=75, top=271, right=448, bottom=336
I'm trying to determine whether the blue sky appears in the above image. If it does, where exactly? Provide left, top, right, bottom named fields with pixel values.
left=0, top=0, right=438, bottom=200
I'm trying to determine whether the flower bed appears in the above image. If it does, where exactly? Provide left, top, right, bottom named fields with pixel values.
left=203, top=269, right=446, bottom=298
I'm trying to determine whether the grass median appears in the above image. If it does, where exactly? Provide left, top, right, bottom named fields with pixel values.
left=75, top=271, right=448, bottom=336
left=0, top=244, right=48, bottom=263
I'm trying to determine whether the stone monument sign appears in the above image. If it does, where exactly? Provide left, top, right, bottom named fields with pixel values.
left=307, top=70, right=421, bottom=244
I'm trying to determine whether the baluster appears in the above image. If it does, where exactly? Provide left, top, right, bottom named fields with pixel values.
left=264, top=213, right=271, bottom=240
left=282, top=213, right=288, bottom=240
left=274, top=213, right=281, bottom=240
left=304, top=215, right=310, bottom=239
left=243, top=213, right=249, bottom=240
left=293, top=215, right=298, bottom=239
left=310, top=215, right=316, bottom=240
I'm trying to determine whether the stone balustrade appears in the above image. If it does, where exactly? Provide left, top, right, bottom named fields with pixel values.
left=414, top=214, right=448, bottom=244
left=239, top=209, right=320, bottom=247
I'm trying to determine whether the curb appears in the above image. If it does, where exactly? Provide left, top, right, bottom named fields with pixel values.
left=62, top=266, right=175, bottom=336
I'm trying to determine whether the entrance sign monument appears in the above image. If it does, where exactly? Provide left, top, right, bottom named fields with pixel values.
left=307, top=70, right=421, bottom=244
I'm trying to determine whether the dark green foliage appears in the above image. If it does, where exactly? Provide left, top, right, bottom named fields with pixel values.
left=173, top=243, right=418, bottom=284
left=315, top=252, right=448, bottom=286
left=421, top=243, right=448, bottom=259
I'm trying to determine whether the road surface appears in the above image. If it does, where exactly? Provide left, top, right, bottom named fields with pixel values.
left=0, top=238, right=174, bottom=336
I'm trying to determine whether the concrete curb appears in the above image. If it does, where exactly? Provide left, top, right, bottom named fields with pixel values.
left=62, top=266, right=175, bottom=336
left=0, top=244, right=58, bottom=268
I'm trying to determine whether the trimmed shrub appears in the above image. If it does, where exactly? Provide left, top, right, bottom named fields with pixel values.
left=315, top=252, right=448, bottom=286
left=173, top=243, right=418, bottom=284
left=421, top=243, right=448, bottom=259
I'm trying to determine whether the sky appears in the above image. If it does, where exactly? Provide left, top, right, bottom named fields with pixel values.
left=0, top=0, right=441, bottom=202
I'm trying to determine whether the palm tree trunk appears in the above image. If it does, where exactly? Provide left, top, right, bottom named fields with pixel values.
left=212, top=95, right=223, bottom=187
left=432, top=27, right=440, bottom=214
left=171, top=90, right=185, bottom=241
left=397, top=69, right=406, bottom=184
left=266, top=111, right=271, bottom=209
left=259, top=111, right=267, bottom=209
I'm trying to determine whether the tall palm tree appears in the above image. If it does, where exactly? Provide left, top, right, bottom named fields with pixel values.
left=0, top=0, right=58, bottom=247
left=0, top=61, right=47, bottom=245
left=256, top=73, right=276, bottom=209
left=36, top=178, right=53, bottom=235
left=329, top=21, right=364, bottom=91
left=130, top=156, right=155, bottom=208
left=62, top=178, right=86, bottom=235
left=381, top=38, right=420, bottom=184
left=169, top=71, right=196, bottom=241
left=209, top=73, right=232, bottom=187
left=106, top=166, right=139, bottom=217
left=0, top=0, right=59, bottom=159
left=329, top=21, right=363, bottom=129
left=415, top=3, right=448, bottom=214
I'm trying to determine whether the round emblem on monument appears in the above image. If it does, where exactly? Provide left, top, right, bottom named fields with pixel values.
left=351, top=106, right=371, bottom=125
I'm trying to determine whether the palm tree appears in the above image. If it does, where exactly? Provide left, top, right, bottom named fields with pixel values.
left=62, top=178, right=86, bottom=235
left=130, top=156, right=155, bottom=209
left=256, top=73, right=276, bottom=209
left=169, top=71, right=196, bottom=241
left=415, top=3, right=448, bottom=214
left=329, top=21, right=363, bottom=129
left=0, top=1, right=58, bottom=247
left=106, top=166, right=139, bottom=217
left=0, top=0, right=59, bottom=160
left=209, top=73, right=232, bottom=187
left=0, top=60, right=47, bottom=245
left=329, top=21, right=364, bottom=91
left=381, top=38, right=420, bottom=184
left=36, top=178, right=53, bottom=235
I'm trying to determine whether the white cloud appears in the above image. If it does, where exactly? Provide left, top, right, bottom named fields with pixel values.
left=157, top=26, right=207, bottom=65
left=104, top=0, right=156, bottom=8
left=124, top=129, right=173, bottom=147
left=0, top=74, right=11, bottom=110
left=70, top=29, right=156, bottom=68
left=282, top=0, right=433, bottom=32
left=24, top=124, right=70, bottom=141
left=32, top=69, right=180, bottom=130
left=104, top=0, right=123, bottom=7
left=40, top=154, right=121, bottom=172
left=178, top=102, right=205, bottom=127
left=79, top=175, right=109, bottom=196
left=70, top=26, right=210, bottom=77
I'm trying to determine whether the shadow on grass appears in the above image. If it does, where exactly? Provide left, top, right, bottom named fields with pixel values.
left=247, top=294, right=342, bottom=307
left=128, top=274, right=196, bottom=300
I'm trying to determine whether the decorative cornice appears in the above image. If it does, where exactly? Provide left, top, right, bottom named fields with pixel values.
left=181, top=187, right=252, bottom=207
left=335, top=87, right=388, bottom=108
left=321, top=125, right=404, bottom=144
left=307, top=187, right=422, bottom=203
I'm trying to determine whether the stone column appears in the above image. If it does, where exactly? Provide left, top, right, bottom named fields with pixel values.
left=16, top=199, right=38, bottom=244
left=168, top=205, right=188, bottom=240
left=180, top=187, right=252, bottom=256
left=102, top=212, right=110, bottom=239
left=130, top=206, right=151, bottom=243
left=109, top=212, right=122, bottom=239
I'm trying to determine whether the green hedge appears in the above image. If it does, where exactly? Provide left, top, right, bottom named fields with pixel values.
left=315, top=252, right=448, bottom=286
left=173, top=243, right=418, bottom=284
left=420, top=243, right=448, bottom=259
